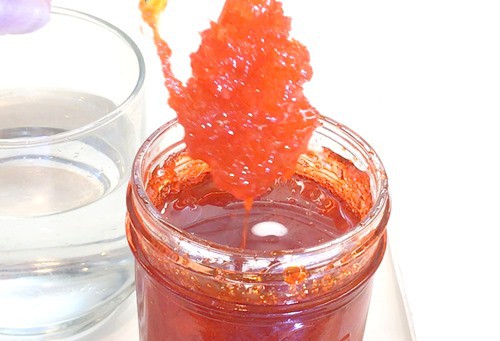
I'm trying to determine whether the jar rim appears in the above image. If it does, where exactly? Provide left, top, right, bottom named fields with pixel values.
left=130, top=115, right=389, bottom=271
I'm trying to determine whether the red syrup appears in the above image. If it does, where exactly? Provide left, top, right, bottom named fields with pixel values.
left=126, top=141, right=385, bottom=340
left=147, top=156, right=361, bottom=251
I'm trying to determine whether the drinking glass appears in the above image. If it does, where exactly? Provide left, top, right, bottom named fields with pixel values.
left=0, top=7, right=145, bottom=337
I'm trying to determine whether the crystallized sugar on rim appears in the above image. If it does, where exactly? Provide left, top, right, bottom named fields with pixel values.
left=141, top=0, right=319, bottom=201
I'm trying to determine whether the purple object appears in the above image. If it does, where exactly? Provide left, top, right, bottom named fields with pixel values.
left=0, top=0, right=51, bottom=35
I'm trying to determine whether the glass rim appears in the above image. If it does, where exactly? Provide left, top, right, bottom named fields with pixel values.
left=0, top=7, right=145, bottom=148
left=130, top=115, right=390, bottom=270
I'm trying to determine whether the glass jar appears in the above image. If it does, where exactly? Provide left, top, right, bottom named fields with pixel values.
left=126, top=115, right=390, bottom=341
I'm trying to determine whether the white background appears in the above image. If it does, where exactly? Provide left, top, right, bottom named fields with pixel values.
left=52, top=1, right=500, bottom=340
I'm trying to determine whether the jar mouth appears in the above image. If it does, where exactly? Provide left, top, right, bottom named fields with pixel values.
left=131, top=115, right=389, bottom=270
left=0, top=7, right=145, bottom=148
